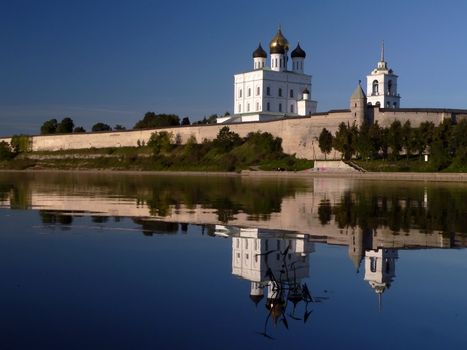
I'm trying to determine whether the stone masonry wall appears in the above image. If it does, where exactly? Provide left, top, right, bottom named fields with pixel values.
left=1, top=108, right=464, bottom=160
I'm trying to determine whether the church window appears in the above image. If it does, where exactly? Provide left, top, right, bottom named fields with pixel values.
left=393, top=102, right=397, bottom=108
left=239, top=89, right=242, bottom=98
left=266, top=87, right=271, bottom=96
left=278, top=88, right=282, bottom=97
left=256, top=102, right=259, bottom=111
left=386, top=102, right=390, bottom=108
left=267, top=102, right=270, bottom=111
left=279, top=103, right=282, bottom=112
left=290, top=104, right=294, bottom=113
left=248, top=88, right=251, bottom=97
left=247, top=103, right=250, bottom=112
left=275, top=58, right=277, bottom=67
left=388, top=80, right=393, bottom=94
left=246, top=253, right=249, bottom=260
left=375, top=102, right=381, bottom=107
left=372, top=80, right=379, bottom=95
left=290, top=89, right=294, bottom=98
left=256, top=86, right=260, bottom=95
left=370, top=257, right=377, bottom=272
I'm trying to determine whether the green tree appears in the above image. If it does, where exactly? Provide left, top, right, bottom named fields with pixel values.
left=368, top=121, right=383, bottom=159
left=318, top=128, right=333, bottom=160
left=213, top=127, right=242, bottom=152
left=10, top=135, right=32, bottom=153
left=0, top=141, right=14, bottom=160
left=133, top=112, right=180, bottom=129
left=401, top=120, right=412, bottom=159
left=181, top=117, right=191, bottom=126
left=56, top=117, right=74, bottom=133
left=73, top=126, right=86, bottom=133
left=148, top=131, right=173, bottom=155
left=40, top=119, right=58, bottom=135
left=333, top=122, right=354, bottom=160
left=387, top=120, right=403, bottom=159
left=92, top=123, right=112, bottom=132
left=114, top=124, right=126, bottom=130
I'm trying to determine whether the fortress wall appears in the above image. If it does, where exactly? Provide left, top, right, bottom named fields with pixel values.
left=13, top=112, right=356, bottom=159
left=374, top=109, right=445, bottom=127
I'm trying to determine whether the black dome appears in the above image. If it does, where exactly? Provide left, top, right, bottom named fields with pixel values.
left=291, top=43, right=306, bottom=58
left=252, top=43, right=267, bottom=58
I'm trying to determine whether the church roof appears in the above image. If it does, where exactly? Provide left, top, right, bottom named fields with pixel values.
left=270, top=42, right=285, bottom=54
left=252, top=43, right=267, bottom=58
left=351, top=82, right=366, bottom=100
left=269, top=28, right=289, bottom=53
left=291, top=43, right=306, bottom=58
left=302, top=87, right=310, bottom=94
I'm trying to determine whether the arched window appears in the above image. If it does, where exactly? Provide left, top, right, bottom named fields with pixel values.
left=247, top=88, right=251, bottom=97
left=393, top=102, right=397, bottom=108
left=278, top=88, right=282, bottom=97
left=372, top=80, right=379, bottom=95
left=266, top=87, right=270, bottom=96
left=386, top=102, right=390, bottom=107
left=267, top=102, right=270, bottom=111
left=388, top=80, right=393, bottom=94
left=375, top=101, right=381, bottom=107
left=290, top=104, right=294, bottom=113
left=247, top=103, right=250, bottom=112
left=256, top=86, right=260, bottom=95
left=290, top=89, right=294, bottom=98
left=239, top=89, right=242, bottom=98
left=279, top=103, right=282, bottom=112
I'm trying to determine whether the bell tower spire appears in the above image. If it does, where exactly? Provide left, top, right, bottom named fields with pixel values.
left=380, top=40, right=385, bottom=62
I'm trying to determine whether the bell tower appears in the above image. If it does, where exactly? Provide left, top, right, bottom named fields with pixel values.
left=366, top=42, right=401, bottom=109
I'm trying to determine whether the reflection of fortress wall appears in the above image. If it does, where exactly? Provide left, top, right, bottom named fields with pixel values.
left=3, top=179, right=466, bottom=251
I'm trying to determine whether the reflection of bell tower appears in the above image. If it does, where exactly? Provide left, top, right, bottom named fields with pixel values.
left=364, top=248, right=398, bottom=308
left=348, top=228, right=364, bottom=273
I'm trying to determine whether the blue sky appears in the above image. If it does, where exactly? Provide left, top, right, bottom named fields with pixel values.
left=1, top=0, right=466, bottom=135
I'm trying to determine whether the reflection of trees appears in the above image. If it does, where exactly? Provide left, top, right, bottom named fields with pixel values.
left=331, top=186, right=467, bottom=234
left=132, top=218, right=179, bottom=236
left=144, top=177, right=301, bottom=223
left=318, top=199, right=332, bottom=225
left=39, top=211, right=73, bottom=226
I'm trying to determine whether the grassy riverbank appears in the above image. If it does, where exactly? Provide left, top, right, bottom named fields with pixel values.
left=0, top=130, right=314, bottom=172
left=354, top=158, right=467, bottom=173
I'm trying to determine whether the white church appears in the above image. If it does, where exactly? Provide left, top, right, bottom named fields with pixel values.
left=217, top=28, right=318, bottom=124
left=217, top=29, right=402, bottom=124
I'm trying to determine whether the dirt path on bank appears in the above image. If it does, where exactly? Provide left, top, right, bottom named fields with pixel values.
left=1, top=169, right=466, bottom=183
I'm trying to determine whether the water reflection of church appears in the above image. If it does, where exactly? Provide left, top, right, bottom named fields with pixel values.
left=216, top=225, right=398, bottom=305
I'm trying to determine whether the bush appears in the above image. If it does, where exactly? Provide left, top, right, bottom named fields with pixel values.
left=10, top=135, right=32, bottom=153
left=148, top=131, right=173, bottom=155
left=0, top=141, right=14, bottom=160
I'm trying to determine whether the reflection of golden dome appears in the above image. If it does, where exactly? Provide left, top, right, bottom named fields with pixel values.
left=269, top=28, right=289, bottom=52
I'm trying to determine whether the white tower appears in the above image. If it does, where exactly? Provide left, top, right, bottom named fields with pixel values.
left=364, top=248, right=398, bottom=309
left=269, top=28, right=289, bottom=72
left=252, top=43, right=267, bottom=70
left=366, top=42, right=401, bottom=109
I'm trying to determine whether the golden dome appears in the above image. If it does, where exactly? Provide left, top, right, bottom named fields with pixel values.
left=269, top=28, right=289, bottom=52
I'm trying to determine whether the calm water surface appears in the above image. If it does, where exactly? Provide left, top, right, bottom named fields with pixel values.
left=0, top=172, right=466, bottom=349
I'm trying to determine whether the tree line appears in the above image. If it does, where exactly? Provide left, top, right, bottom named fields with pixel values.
left=39, top=112, right=229, bottom=135
left=318, top=119, right=467, bottom=171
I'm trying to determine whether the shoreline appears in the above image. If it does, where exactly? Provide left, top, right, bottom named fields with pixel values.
left=1, top=168, right=466, bottom=183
